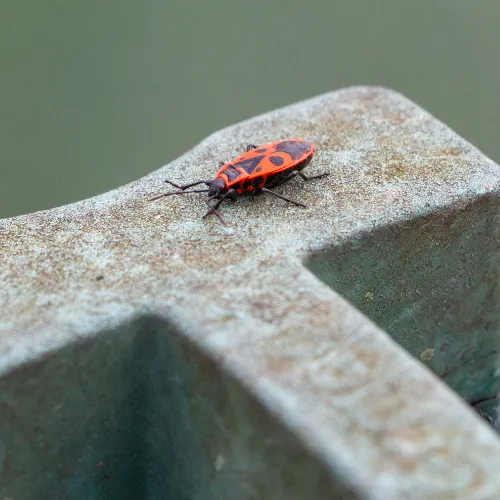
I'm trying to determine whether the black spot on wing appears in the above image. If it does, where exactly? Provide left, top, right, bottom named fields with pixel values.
left=269, top=156, right=284, bottom=166
left=232, top=155, right=265, bottom=174
left=220, top=165, right=241, bottom=181
left=274, top=141, right=310, bottom=160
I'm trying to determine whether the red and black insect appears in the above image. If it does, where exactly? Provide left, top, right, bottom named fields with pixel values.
left=148, top=138, right=329, bottom=223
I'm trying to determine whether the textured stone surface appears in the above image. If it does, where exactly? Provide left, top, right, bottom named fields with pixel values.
left=1, top=86, right=500, bottom=498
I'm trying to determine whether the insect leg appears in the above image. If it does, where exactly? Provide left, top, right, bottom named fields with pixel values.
left=246, top=144, right=257, bottom=152
left=469, top=394, right=499, bottom=427
left=164, top=179, right=210, bottom=190
left=203, top=199, right=227, bottom=226
left=211, top=189, right=237, bottom=211
left=469, top=394, right=499, bottom=407
left=261, top=187, right=306, bottom=208
left=298, top=172, right=330, bottom=181
left=202, top=189, right=237, bottom=223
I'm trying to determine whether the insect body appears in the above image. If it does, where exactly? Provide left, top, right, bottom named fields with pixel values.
left=148, top=138, right=329, bottom=224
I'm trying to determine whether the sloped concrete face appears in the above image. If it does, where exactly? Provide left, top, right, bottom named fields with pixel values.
left=1, top=86, right=500, bottom=498
left=306, top=194, right=500, bottom=420
left=0, top=317, right=355, bottom=499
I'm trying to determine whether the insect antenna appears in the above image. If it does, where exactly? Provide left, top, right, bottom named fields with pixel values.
left=148, top=189, right=209, bottom=202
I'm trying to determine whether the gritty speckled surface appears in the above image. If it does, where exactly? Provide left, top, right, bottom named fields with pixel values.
left=2, top=86, right=500, bottom=498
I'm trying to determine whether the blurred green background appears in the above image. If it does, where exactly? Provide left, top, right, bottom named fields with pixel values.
left=1, top=1, right=499, bottom=218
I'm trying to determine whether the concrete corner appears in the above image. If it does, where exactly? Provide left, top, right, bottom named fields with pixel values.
left=1, top=86, right=500, bottom=499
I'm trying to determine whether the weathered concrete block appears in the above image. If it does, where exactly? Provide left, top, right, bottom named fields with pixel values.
left=1, top=86, right=500, bottom=499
